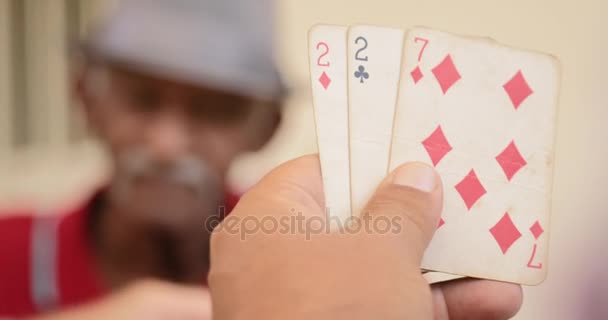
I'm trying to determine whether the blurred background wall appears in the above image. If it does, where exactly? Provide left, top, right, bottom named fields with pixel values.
left=0, top=0, right=113, bottom=209
left=0, top=0, right=606, bottom=318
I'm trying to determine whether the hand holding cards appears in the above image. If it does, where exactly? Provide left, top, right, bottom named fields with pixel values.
left=308, top=25, right=560, bottom=286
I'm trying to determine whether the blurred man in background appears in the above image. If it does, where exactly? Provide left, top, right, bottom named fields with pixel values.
left=0, top=0, right=283, bottom=317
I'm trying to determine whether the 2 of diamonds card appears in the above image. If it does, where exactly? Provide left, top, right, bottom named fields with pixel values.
left=308, top=25, right=352, bottom=228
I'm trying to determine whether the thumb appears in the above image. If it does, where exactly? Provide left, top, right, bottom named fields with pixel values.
left=362, top=162, right=443, bottom=264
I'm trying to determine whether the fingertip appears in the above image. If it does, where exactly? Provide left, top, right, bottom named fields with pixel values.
left=387, top=162, right=443, bottom=223
left=440, top=279, right=523, bottom=319
left=391, top=162, right=441, bottom=193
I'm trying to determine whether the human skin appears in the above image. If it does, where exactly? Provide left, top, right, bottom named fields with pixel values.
left=209, top=155, right=523, bottom=320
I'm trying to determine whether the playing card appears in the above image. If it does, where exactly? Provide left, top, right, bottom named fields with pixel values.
left=347, top=25, right=405, bottom=215
left=389, top=27, right=560, bottom=285
left=308, top=25, right=352, bottom=227
left=423, top=271, right=467, bottom=285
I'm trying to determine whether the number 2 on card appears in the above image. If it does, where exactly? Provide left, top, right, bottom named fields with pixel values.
left=354, top=36, right=368, bottom=62
left=316, top=42, right=330, bottom=67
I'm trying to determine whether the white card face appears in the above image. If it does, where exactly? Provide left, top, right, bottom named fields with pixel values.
left=347, top=25, right=405, bottom=216
left=308, top=25, right=352, bottom=227
left=423, top=271, right=466, bottom=285
left=390, top=27, right=560, bottom=285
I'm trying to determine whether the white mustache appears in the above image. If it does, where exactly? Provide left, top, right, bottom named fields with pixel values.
left=117, top=150, right=210, bottom=190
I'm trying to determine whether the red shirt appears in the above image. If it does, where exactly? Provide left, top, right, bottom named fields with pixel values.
left=0, top=191, right=240, bottom=317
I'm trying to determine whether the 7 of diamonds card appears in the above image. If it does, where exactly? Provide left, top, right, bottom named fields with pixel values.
left=389, top=27, right=560, bottom=285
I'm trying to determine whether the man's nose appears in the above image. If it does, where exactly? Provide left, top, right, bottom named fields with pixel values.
left=146, top=113, right=191, bottom=163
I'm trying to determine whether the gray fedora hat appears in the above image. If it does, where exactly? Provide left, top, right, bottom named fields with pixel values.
left=84, top=0, right=286, bottom=101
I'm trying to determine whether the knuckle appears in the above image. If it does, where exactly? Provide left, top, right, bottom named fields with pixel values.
left=271, top=178, right=323, bottom=211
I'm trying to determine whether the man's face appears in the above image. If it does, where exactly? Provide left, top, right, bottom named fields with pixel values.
left=78, top=64, right=280, bottom=229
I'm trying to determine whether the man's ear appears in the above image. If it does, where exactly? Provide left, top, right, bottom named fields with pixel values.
left=246, top=102, right=282, bottom=151
left=71, top=60, right=93, bottom=120
left=71, top=61, right=107, bottom=136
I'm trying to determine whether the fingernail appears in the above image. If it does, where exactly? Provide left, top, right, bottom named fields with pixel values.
left=392, top=162, right=437, bottom=193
